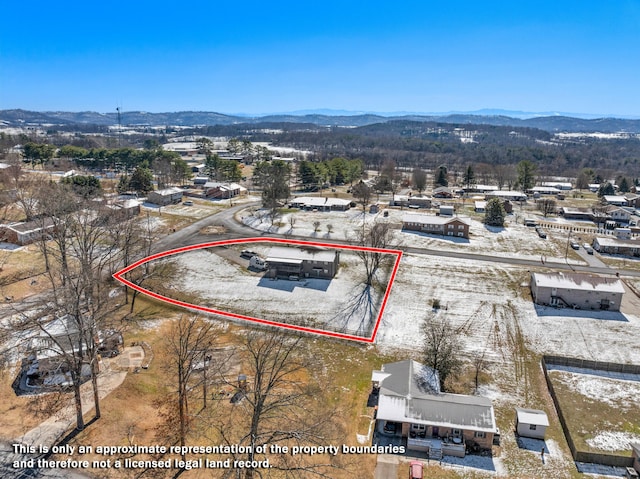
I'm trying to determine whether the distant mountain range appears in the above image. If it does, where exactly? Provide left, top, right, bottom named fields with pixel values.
left=2, top=109, right=640, bottom=134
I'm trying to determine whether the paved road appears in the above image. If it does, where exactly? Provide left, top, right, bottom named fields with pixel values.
left=151, top=201, right=261, bottom=254
left=152, top=206, right=640, bottom=280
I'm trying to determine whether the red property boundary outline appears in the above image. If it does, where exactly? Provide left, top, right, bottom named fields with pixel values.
left=113, top=237, right=403, bottom=343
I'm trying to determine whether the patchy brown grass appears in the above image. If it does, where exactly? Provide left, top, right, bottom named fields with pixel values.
left=0, top=245, right=49, bottom=300
left=0, top=366, right=49, bottom=439
left=548, top=370, right=638, bottom=456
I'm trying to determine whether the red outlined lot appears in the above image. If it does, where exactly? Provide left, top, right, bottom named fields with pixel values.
left=113, top=237, right=402, bottom=343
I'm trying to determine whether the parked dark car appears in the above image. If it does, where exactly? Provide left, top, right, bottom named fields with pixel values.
left=383, top=422, right=397, bottom=434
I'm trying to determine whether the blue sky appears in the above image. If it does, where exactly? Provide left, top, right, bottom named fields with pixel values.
left=1, top=1, right=639, bottom=116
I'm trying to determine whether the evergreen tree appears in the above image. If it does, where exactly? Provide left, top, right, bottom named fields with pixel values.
left=484, top=197, right=506, bottom=226
left=61, top=175, right=101, bottom=199
left=129, top=164, right=154, bottom=193
left=516, top=160, right=537, bottom=190
left=434, top=166, right=448, bottom=187
left=597, top=182, right=615, bottom=197
left=253, top=160, right=291, bottom=208
left=618, top=177, right=630, bottom=193
left=463, top=164, right=475, bottom=188
left=117, top=175, right=130, bottom=194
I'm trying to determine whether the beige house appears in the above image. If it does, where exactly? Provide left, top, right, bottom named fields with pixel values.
left=372, top=360, right=497, bottom=457
left=0, top=218, right=56, bottom=245
left=530, top=272, right=625, bottom=311
left=402, top=214, right=470, bottom=239
left=147, top=187, right=183, bottom=206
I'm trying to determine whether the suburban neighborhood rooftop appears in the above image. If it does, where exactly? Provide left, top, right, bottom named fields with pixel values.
left=531, top=272, right=625, bottom=294
left=266, top=246, right=338, bottom=263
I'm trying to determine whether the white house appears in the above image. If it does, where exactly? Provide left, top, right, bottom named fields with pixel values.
left=485, top=190, right=527, bottom=201
left=529, top=186, right=561, bottom=195
left=515, top=408, right=549, bottom=440
left=289, top=196, right=351, bottom=211
left=604, top=195, right=629, bottom=206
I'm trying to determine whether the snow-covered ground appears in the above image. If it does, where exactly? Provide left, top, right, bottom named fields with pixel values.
left=377, top=252, right=640, bottom=364
left=547, top=366, right=640, bottom=408
left=586, top=432, right=640, bottom=452
left=161, top=246, right=394, bottom=338
left=142, top=194, right=258, bottom=219
left=241, top=206, right=585, bottom=264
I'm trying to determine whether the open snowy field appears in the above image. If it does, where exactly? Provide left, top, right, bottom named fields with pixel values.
left=377, top=253, right=640, bottom=365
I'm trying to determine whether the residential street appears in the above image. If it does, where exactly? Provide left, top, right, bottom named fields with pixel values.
left=153, top=204, right=640, bottom=280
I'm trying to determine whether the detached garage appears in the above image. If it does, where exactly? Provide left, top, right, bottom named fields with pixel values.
left=515, top=408, right=549, bottom=440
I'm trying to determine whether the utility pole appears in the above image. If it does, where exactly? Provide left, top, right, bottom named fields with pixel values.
left=116, top=107, right=122, bottom=147
left=565, top=227, right=574, bottom=269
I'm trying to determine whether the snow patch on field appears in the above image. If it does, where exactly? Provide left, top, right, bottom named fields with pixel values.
left=549, top=370, right=640, bottom=409
left=586, top=431, right=640, bottom=451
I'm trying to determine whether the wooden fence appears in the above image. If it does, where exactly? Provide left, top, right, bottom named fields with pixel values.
left=541, top=355, right=636, bottom=468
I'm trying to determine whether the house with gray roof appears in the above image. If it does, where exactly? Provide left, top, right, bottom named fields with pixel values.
left=530, top=272, right=625, bottom=311
left=402, top=214, right=470, bottom=239
left=0, top=218, right=56, bottom=245
left=593, top=237, right=640, bottom=257
left=289, top=196, right=351, bottom=211
left=265, top=246, right=339, bottom=279
left=371, top=360, right=497, bottom=457
left=147, top=187, right=183, bottom=206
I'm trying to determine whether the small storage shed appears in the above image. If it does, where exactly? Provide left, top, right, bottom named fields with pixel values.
left=515, top=408, right=549, bottom=440
left=439, top=205, right=454, bottom=216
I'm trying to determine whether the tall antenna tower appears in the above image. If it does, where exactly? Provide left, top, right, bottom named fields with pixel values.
left=116, top=106, right=122, bottom=147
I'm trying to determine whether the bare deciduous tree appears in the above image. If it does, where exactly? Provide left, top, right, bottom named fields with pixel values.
left=159, top=315, right=220, bottom=462
left=11, top=190, right=124, bottom=430
left=213, top=329, right=345, bottom=479
left=351, top=180, right=372, bottom=212
left=422, top=313, right=464, bottom=391
left=412, top=168, right=427, bottom=194
left=539, top=198, right=557, bottom=217
left=351, top=221, right=395, bottom=287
